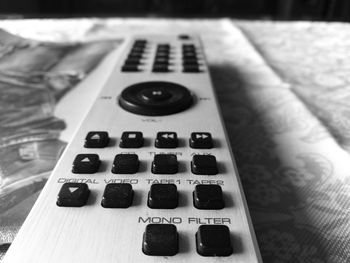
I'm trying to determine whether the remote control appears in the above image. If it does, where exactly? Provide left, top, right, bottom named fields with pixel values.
left=3, top=35, right=262, bottom=263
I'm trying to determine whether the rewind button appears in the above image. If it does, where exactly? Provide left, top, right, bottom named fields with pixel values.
left=57, top=183, right=90, bottom=207
left=155, top=132, right=178, bottom=148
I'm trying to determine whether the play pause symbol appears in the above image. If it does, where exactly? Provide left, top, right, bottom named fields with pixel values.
left=155, top=132, right=178, bottom=148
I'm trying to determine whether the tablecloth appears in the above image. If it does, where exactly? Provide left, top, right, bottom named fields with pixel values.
left=0, top=18, right=349, bottom=263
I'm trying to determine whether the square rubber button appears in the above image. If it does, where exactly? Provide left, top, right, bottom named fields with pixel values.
left=155, top=132, right=178, bottom=148
left=152, top=154, right=178, bottom=174
left=196, top=225, right=233, bottom=256
left=84, top=131, right=109, bottom=148
left=142, top=224, right=178, bottom=256
left=112, top=154, right=139, bottom=174
left=148, top=184, right=178, bottom=209
left=72, top=154, right=100, bottom=174
left=101, top=183, right=133, bottom=208
left=191, top=155, right=218, bottom=175
left=57, top=183, right=90, bottom=207
left=119, top=132, right=144, bottom=148
left=190, top=132, right=213, bottom=149
left=193, top=185, right=224, bottom=209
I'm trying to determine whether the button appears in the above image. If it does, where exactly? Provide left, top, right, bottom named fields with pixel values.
left=190, top=132, right=213, bottom=149
left=127, top=53, right=143, bottom=59
left=183, top=60, right=200, bottom=66
left=155, top=53, right=170, bottom=59
left=155, top=132, right=178, bottom=148
left=148, top=184, right=178, bottom=209
left=129, top=50, right=144, bottom=56
left=157, top=44, right=170, bottom=50
left=130, top=46, right=145, bottom=53
left=112, top=154, right=139, bottom=174
left=182, top=51, right=197, bottom=57
left=122, top=65, right=139, bottom=72
left=134, top=39, right=147, bottom=44
left=193, top=185, right=224, bottom=209
left=72, top=154, right=100, bottom=174
left=154, top=57, right=170, bottom=64
left=183, top=65, right=200, bottom=73
left=183, top=58, right=199, bottom=64
left=124, top=58, right=142, bottom=65
left=196, top=225, right=233, bottom=256
left=119, top=81, right=193, bottom=116
left=182, top=44, right=195, bottom=48
left=178, top=34, right=190, bottom=39
left=152, top=154, right=178, bottom=174
left=57, top=183, right=90, bottom=207
left=191, top=155, right=218, bottom=175
left=84, top=131, right=109, bottom=148
left=142, top=224, right=178, bottom=256
left=119, top=132, right=143, bottom=148
left=101, top=183, right=133, bottom=208
left=141, top=88, right=172, bottom=102
left=152, top=64, right=169, bottom=72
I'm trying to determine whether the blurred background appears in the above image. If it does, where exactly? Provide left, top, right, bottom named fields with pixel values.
left=0, top=0, right=349, bottom=21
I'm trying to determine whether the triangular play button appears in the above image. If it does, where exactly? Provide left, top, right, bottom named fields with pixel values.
left=68, top=187, right=79, bottom=193
left=81, top=157, right=90, bottom=162
left=91, top=134, right=100, bottom=140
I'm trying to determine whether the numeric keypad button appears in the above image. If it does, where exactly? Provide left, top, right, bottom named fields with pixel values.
left=121, top=65, right=139, bottom=72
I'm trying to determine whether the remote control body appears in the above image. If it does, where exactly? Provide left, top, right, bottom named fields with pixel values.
left=3, top=35, right=262, bottom=263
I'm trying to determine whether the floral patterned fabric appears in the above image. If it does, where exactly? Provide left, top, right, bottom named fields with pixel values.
left=1, top=19, right=349, bottom=262
left=234, top=21, right=350, bottom=263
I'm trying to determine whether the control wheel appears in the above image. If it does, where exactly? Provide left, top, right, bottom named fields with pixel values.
left=118, top=81, right=193, bottom=116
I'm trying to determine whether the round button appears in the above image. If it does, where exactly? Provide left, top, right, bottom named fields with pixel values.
left=141, top=88, right=172, bottom=102
left=119, top=81, right=193, bottom=116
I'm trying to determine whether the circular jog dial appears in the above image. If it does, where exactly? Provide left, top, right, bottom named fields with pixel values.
left=118, top=81, right=193, bottom=116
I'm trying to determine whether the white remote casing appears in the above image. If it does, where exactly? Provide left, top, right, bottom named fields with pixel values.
left=3, top=35, right=262, bottom=263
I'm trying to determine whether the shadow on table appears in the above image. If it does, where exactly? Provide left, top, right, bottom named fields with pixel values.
left=209, top=63, right=345, bottom=262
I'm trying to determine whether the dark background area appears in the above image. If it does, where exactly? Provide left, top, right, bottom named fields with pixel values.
left=0, top=0, right=349, bottom=21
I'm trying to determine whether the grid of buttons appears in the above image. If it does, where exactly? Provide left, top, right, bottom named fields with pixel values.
left=121, top=38, right=205, bottom=73
left=182, top=44, right=203, bottom=73
left=58, top=129, right=234, bottom=257
left=121, top=40, right=148, bottom=72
